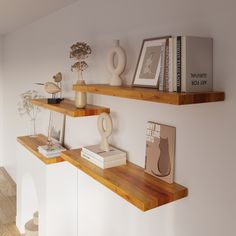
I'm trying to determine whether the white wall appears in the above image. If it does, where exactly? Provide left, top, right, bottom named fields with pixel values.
left=0, top=35, right=3, bottom=166
left=3, top=0, right=236, bottom=235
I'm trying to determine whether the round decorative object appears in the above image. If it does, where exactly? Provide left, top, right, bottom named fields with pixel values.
left=107, top=40, right=126, bottom=86
left=75, top=79, right=87, bottom=108
left=97, top=113, right=113, bottom=152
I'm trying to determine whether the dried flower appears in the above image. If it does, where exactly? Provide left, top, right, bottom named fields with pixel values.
left=17, top=90, right=43, bottom=120
left=71, top=61, right=88, bottom=72
left=70, top=42, right=91, bottom=79
left=70, top=42, right=92, bottom=60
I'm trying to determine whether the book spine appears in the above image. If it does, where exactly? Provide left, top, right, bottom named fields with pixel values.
left=81, top=148, right=104, bottom=162
left=168, top=38, right=173, bottom=92
left=81, top=152, right=126, bottom=169
left=158, top=45, right=165, bottom=91
left=164, top=39, right=169, bottom=91
left=176, top=36, right=182, bottom=92
left=81, top=152, right=104, bottom=168
left=181, top=36, right=186, bottom=92
left=81, top=148, right=126, bottom=162
left=172, top=37, right=177, bottom=91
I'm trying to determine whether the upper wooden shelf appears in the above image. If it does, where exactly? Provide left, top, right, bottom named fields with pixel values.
left=61, top=149, right=188, bottom=211
left=73, top=84, right=225, bottom=105
left=17, top=134, right=65, bottom=165
left=31, top=98, right=110, bottom=117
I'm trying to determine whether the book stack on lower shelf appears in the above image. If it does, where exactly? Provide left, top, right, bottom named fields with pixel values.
left=81, top=145, right=127, bottom=169
left=38, top=143, right=66, bottom=158
left=17, top=135, right=65, bottom=165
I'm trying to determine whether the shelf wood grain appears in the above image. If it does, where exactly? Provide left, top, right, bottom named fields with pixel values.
left=73, top=84, right=225, bottom=105
left=17, top=134, right=65, bottom=165
left=61, top=149, right=188, bottom=211
left=31, top=98, right=110, bottom=117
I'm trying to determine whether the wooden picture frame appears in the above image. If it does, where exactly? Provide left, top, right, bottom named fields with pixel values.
left=132, top=37, right=169, bottom=88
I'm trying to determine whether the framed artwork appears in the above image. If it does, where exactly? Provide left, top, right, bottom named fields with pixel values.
left=132, top=37, right=168, bottom=88
left=145, top=121, right=176, bottom=184
left=48, top=111, right=66, bottom=145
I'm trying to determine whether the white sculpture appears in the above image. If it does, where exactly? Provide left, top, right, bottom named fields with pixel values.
left=97, top=113, right=113, bottom=152
left=107, top=40, right=126, bottom=86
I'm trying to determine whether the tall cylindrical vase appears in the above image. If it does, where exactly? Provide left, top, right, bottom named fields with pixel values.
left=75, top=78, right=87, bottom=109
left=29, top=118, right=36, bottom=137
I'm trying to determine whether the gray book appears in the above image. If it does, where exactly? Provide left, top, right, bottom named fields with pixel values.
left=181, top=36, right=213, bottom=92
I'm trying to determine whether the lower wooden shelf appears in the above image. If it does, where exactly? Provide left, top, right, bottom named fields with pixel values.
left=17, top=134, right=65, bottom=165
left=61, top=149, right=188, bottom=211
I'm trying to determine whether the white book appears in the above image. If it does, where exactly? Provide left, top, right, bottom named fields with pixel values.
left=38, top=144, right=66, bottom=155
left=82, top=145, right=127, bottom=162
left=181, top=36, right=213, bottom=92
left=81, top=151, right=126, bottom=169
left=181, top=36, right=187, bottom=92
left=39, top=151, right=61, bottom=158
left=82, top=149, right=125, bottom=163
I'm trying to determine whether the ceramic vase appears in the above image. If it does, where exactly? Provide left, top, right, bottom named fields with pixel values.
left=107, top=40, right=126, bottom=86
left=75, top=72, right=87, bottom=108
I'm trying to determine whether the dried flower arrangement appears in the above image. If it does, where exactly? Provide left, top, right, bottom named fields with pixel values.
left=18, top=90, right=43, bottom=135
left=70, top=42, right=92, bottom=80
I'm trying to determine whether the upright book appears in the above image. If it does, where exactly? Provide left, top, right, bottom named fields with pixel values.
left=181, top=36, right=213, bottom=92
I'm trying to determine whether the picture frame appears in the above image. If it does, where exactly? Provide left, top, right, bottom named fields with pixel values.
left=132, top=37, right=169, bottom=88
left=48, top=111, right=66, bottom=145
left=145, top=121, right=176, bottom=184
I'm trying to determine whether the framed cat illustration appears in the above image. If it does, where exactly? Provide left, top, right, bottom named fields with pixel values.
left=145, top=121, right=176, bottom=184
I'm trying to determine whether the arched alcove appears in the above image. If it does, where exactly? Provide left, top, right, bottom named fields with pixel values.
left=20, top=173, right=39, bottom=228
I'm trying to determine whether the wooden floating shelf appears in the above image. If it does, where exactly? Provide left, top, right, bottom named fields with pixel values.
left=31, top=98, right=110, bottom=117
left=61, top=149, right=188, bottom=211
left=17, top=134, right=65, bottom=165
left=73, top=84, right=225, bottom=105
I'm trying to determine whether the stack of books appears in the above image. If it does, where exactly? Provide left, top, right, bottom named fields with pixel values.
left=38, top=143, right=66, bottom=158
left=81, top=145, right=127, bottom=169
left=156, top=36, right=213, bottom=92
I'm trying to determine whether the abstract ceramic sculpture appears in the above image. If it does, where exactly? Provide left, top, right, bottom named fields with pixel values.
left=97, top=113, right=113, bottom=152
left=107, top=40, right=126, bottom=86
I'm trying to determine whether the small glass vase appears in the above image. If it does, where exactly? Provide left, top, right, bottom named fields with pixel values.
left=75, top=72, right=87, bottom=108
left=29, top=118, right=37, bottom=137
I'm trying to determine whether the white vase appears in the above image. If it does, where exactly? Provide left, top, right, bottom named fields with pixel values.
left=107, top=40, right=126, bottom=86
left=75, top=79, right=87, bottom=108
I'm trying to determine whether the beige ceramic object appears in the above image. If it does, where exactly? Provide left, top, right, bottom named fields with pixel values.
left=44, top=82, right=61, bottom=94
left=97, top=113, right=113, bottom=152
left=75, top=79, right=87, bottom=108
left=107, top=40, right=126, bottom=86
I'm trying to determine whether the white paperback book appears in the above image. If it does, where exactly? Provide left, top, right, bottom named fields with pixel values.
left=81, top=151, right=126, bottom=169
left=181, top=36, right=213, bottom=92
left=38, top=144, right=66, bottom=158
left=82, top=145, right=127, bottom=162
